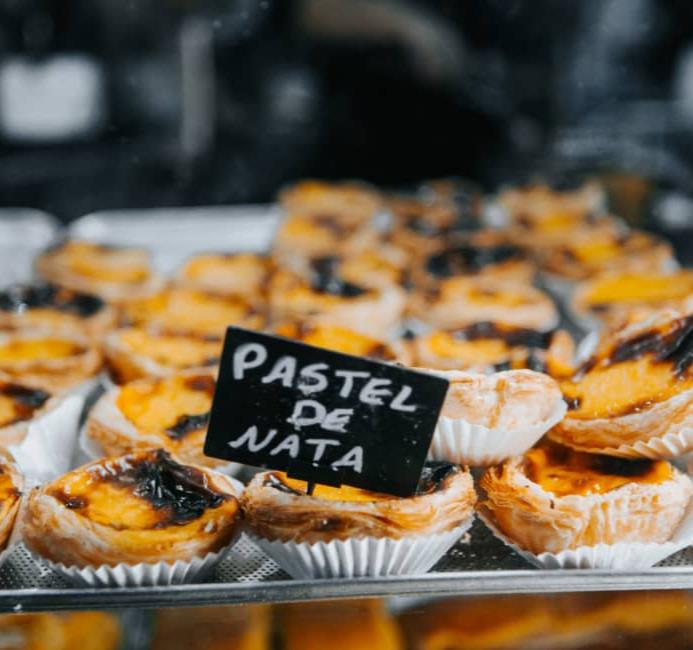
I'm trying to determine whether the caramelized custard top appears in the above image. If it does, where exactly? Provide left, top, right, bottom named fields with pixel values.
left=0, top=383, right=50, bottom=427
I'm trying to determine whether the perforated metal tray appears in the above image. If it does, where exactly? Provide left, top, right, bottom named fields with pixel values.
left=1, top=205, right=692, bottom=612
left=2, top=522, right=693, bottom=613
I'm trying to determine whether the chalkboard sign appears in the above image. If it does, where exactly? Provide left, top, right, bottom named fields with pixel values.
left=204, top=327, right=450, bottom=497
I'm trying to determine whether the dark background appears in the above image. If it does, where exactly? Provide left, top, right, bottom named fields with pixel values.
left=2, top=0, right=693, bottom=223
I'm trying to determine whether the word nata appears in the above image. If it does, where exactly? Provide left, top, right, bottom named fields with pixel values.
left=228, top=425, right=364, bottom=473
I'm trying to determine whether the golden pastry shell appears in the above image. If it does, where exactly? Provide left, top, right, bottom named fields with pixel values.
left=480, top=455, right=693, bottom=553
left=242, top=467, right=476, bottom=544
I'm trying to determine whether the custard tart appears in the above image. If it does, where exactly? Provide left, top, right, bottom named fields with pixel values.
left=429, top=369, right=566, bottom=466
left=279, top=179, right=382, bottom=225
left=572, top=270, right=693, bottom=329
left=0, top=449, right=23, bottom=552
left=410, top=231, right=535, bottom=290
left=243, top=463, right=475, bottom=544
left=174, top=252, right=271, bottom=300
left=35, top=240, right=164, bottom=303
left=539, top=228, right=675, bottom=283
left=104, top=327, right=221, bottom=384
left=273, top=214, right=378, bottom=264
left=122, top=287, right=264, bottom=338
left=413, top=322, right=575, bottom=376
left=0, top=380, right=56, bottom=446
left=550, top=309, right=693, bottom=456
left=22, top=449, right=241, bottom=567
left=480, top=442, right=693, bottom=553
left=409, top=277, right=558, bottom=332
left=0, top=284, right=116, bottom=340
left=0, top=332, right=101, bottom=394
left=86, top=372, right=223, bottom=469
left=274, top=322, right=411, bottom=365
left=268, top=269, right=405, bottom=340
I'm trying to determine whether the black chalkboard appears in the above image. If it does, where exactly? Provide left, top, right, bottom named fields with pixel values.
left=204, top=327, right=450, bottom=497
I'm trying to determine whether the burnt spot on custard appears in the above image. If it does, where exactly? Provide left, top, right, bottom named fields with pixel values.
left=589, top=455, right=656, bottom=478
left=0, top=383, right=50, bottom=425
left=426, top=244, right=522, bottom=278
left=607, top=315, right=693, bottom=378
left=451, top=322, right=553, bottom=350
left=309, top=257, right=368, bottom=298
left=564, top=395, right=581, bottom=411
left=0, top=284, right=103, bottom=318
left=166, top=413, right=210, bottom=439
left=95, top=450, right=227, bottom=525
left=51, top=490, right=88, bottom=510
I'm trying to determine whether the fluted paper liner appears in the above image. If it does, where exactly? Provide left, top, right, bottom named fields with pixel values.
left=9, top=394, right=84, bottom=487
left=250, top=517, right=473, bottom=579
left=561, top=428, right=693, bottom=460
left=29, top=544, right=233, bottom=587
left=478, top=498, right=693, bottom=570
left=429, top=399, right=566, bottom=467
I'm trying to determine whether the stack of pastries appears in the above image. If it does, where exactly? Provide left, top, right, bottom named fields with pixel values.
left=0, top=174, right=689, bottom=579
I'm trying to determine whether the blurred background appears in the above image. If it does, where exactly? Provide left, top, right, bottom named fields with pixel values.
left=2, top=0, right=693, bottom=221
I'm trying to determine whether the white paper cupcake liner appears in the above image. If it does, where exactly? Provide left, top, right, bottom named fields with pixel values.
left=429, top=399, right=567, bottom=467
left=28, top=544, right=233, bottom=587
left=9, top=394, right=83, bottom=486
left=559, top=428, right=693, bottom=460
left=250, top=518, right=473, bottom=579
left=478, top=498, right=693, bottom=570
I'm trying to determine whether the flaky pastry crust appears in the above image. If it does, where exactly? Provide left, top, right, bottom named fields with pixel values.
left=86, top=372, right=223, bottom=469
left=550, top=309, right=693, bottom=453
left=0, top=449, right=23, bottom=552
left=21, top=450, right=241, bottom=567
left=0, top=331, right=102, bottom=394
left=242, top=465, right=476, bottom=544
left=432, top=369, right=564, bottom=430
left=481, top=453, right=693, bottom=553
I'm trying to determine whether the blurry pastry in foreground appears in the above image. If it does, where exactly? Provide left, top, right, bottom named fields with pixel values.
left=413, top=322, right=575, bottom=376
left=60, top=612, right=122, bottom=650
left=480, top=442, right=692, bottom=554
left=152, top=605, right=270, bottom=650
left=104, top=327, right=221, bottom=384
left=22, top=449, right=241, bottom=568
left=409, top=277, right=558, bottom=332
left=428, top=370, right=566, bottom=466
left=35, top=240, right=164, bottom=303
left=279, top=179, right=382, bottom=225
left=0, top=331, right=101, bottom=394
left=551, top=309, right=693, bottom=456
left=275, top=322, right=411, bottom=365
left=572, top=270, right=693, bottom=329
left=242, top=464, right=475, bottom=577
left=87, top=372, right=225, bottom=469
left=269, top=269, right=405, bottom=340
left=399, top=591, right=693, bottom=650
left=279, top=600, right=402, bottom=650
left=122, top=287, right=264, bottom=338
left=174, top=252, right=271, bottom=300
left=0, top=284, right=116, bottom=340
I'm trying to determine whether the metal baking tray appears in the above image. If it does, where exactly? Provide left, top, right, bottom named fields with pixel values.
left=2, top=523, right=693, bottom=613
left=0, top=204, right=686, bottom=612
